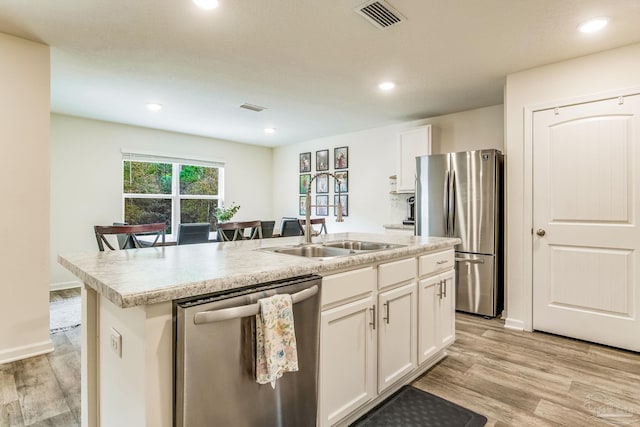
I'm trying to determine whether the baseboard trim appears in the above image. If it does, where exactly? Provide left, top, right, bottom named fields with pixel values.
left=0, top=339, right=54, bottom=364
left=50, top=280, right=81, bottom=291
left=504, top=317, right=525, bottom=331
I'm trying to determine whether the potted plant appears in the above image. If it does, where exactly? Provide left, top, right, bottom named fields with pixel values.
left=214, top=203, right=240, bottom=240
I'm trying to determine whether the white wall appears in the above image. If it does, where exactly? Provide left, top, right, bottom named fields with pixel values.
left=504, top=42, right=640, bottom=330
left=272, top=105, right=503, bottom=232
left=0, top=34, right=52, bottom=362
left=50, top=114, right=273, bottom=287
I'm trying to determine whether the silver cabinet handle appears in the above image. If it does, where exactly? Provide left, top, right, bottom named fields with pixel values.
left=536, top=229, right=546, bottom=236
left=193, top=285, right=318, bottom=325
left=437, top=280, right=443, bottom=299
left=455, top=257, right=485, bottom=264
left=436, top=260, right=449, bottom=265
left=370, top=305, right=376, bottom=330
left=383, top=302, right=390, bottom=324
left=443, top=280, right=447, bottom=298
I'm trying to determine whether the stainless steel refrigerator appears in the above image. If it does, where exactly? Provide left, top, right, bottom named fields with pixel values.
left=416, top=149, right=503, bottom=317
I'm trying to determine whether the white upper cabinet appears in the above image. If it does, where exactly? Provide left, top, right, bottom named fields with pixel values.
left=397, top=125, right=432, bottom=193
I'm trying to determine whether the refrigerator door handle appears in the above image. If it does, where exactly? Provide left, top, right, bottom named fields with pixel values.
left=444, top=171, right=450, bottom=236
left=449, top=170, right=456, bottom=237
left=455, top=257, right=485, bottom=264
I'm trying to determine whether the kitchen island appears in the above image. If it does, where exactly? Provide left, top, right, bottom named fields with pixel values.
left=59, top=232, right=459, bottom=427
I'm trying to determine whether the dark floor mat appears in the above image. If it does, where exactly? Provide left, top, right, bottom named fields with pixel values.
left=351, top=385, right=487, bottom=427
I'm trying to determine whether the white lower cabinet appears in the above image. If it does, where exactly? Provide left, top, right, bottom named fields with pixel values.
left=319, top=296, right=377, bottom=427
left=438, top=270, right=455, bottom=348
left=377, top=282, right=417, bottom=393
left=418, top=269, right=455, bottom=364
left=319, top=250, right=455, bottom=426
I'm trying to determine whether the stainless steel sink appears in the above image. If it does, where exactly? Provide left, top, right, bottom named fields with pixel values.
left=261, top=240, right=406, bottom=260
left=323, top=240, right=406, bottom=251
left=272, top=245, right=354, bottom=258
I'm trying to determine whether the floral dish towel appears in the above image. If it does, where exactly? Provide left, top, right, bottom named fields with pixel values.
left=256, top=294, right=299, bottom=388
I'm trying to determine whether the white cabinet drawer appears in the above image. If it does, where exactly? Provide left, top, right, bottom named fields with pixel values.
left=378, top=257, right=416, bottom=290
left=321, top=267, right=375, bottom=307
left=419, top=250, right=454, bottom=277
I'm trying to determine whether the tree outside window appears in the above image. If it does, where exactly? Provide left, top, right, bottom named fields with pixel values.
left=123, top=160, right=222, bottom=236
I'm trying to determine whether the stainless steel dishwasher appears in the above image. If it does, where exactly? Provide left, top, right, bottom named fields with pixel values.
left=174, top=275, right=321, bottom=427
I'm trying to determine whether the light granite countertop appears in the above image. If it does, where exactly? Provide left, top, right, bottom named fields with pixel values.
left=59, top=232, right=459, bottom=308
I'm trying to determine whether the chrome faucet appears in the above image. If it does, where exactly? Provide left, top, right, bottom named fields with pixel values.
left=304, top=172, right=344, bottom=244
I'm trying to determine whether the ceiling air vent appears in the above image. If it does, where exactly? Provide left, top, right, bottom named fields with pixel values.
left=355, top=0, right=405, bottom=29
left=240, top=103, right=266, bottom=112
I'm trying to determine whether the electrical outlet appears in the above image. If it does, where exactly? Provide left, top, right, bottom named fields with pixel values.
left=110, top=328, right=122, bottom=358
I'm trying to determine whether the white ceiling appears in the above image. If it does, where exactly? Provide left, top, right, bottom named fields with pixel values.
left=1, top=0, right=640, bottom=147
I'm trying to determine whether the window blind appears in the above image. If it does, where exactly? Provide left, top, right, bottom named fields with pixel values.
left=121, top=149, right=225, bottom=169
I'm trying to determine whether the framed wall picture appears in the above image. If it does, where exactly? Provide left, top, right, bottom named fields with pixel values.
left=299, top=196, right=307, bottom=216
left=334, top=194, right=348, bottom=217
left=316, top=149, right=329, bottom=171
left=334, top=171, right=348, bottom=193
left=334, top=146, right=348, bottom=169
left=316, top=174, right=329, bottom=193
left=299, top=152, right=311, bottom=173
left=299, top=174, right=311, bottom=194
left=316, top=195, right=329, bottom=216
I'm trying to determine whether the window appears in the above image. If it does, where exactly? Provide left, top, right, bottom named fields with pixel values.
left=122, top=152, right=223, bottom=237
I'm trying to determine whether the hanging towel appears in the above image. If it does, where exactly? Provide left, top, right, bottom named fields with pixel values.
left=255, top=294, right=299, bottom=388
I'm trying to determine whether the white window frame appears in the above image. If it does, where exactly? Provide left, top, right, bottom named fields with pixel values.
left=122, top=150, right=225, bottom=240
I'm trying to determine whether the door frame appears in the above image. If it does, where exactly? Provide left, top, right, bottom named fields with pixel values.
left=514, top=86, right=640, bottom=332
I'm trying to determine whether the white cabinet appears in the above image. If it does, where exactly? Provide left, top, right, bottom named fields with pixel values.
left=418, top=270, right=455, bottom=364
left=438, top=270, right=455, bottom=348
left=319, top=267, right=376, bottom=427
left=319, top=296, right=377, bottom=427
left=397, top=125, right=432, bottom=193
left=377, top=282, right=417, bottom=393
left=417, top=275, right=439, bottom=363
left=319, top=249, right=454, bottom=426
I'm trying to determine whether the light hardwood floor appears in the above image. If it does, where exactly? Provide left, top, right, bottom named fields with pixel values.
left=414, top=313, right=640, bottom=426
left=1, top=299, right=639, bottom=426
left=0, top=290, right=80, bottom=427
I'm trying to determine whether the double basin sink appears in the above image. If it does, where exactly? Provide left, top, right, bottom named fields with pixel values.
left=263, top=240, right=406, bottom=260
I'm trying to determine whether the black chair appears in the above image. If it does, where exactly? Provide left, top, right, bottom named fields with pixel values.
left=177, top=223, right=211, bottom=245
left=280, top=218, right=303, bottom=237
left=260, top=221, right=276, bottom=238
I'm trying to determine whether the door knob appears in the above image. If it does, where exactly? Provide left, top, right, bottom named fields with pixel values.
left=536, top=229, right=546, bottom=236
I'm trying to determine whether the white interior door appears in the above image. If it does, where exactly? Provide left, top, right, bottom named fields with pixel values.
left=533, top=94, right=640, bottom=352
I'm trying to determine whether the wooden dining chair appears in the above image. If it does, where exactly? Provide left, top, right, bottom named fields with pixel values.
left=94, top=223, right=167, bottom=251
left=298, top=218, right=327, bottom=236
left=217, top=220, right=263, bottom=241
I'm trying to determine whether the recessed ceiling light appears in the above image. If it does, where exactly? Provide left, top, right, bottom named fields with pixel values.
left=146, top=103, right=162, bottom=111
left=264, top=128, right=276, bottom=134
left=378, top=81, right=396, bottom=91
left=579, top=17, right=609, bottom=33
left=193, top=0, right=219, bottom=10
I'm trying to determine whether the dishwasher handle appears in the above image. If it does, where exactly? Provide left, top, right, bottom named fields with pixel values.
left=193, top=285, right=319, bottom=325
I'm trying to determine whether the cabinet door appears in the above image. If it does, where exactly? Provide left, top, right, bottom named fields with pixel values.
left=377, top=282, right=417, bottom=393
left=319, top=296, right=376, bottom=427
left=418, top=275, right=440, bottom=364
left=438, top=270, right=456, bottom=348
left=397, top=125, right=432, bottom=192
